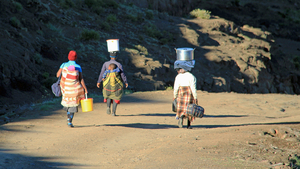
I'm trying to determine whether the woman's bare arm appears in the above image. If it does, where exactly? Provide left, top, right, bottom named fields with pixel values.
left=56, top=68, right=62, bottom=78
left=79, top=72, right=88, bottom=93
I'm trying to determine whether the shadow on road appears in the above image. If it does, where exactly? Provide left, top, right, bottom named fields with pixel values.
left=119, top=113, right=175, bottom=117
left=192, top=121, right=300, bottom=129
left=0, top=149, right=87, bottom=169
left=104, top=123, right=178, bottom=129
left=203, top=115, right=248, bottom=118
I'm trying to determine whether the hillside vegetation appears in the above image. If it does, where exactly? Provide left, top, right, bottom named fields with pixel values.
left=0, top=0, right=300, bottom=111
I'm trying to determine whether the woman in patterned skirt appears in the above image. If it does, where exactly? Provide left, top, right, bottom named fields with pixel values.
left=173, top=68, right=197, bottom=129
left=56, top=50, right=88, bottom=127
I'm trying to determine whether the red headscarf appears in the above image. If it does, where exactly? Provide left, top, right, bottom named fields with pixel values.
left=68, top=50, right=77, bottom=61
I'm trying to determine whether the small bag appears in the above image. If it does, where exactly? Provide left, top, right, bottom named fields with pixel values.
left=172, top=99, right=177, bottom=112
left=186, top=104, right=204, bottom=118
left=51, top=77, right=61, bottom=97
left=51, top=63, right=65, bottom=97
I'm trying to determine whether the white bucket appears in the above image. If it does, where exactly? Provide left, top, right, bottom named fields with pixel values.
left=107, top=39, right=119, bottom=52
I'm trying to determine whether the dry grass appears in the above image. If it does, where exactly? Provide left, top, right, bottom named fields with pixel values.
left=190, top=9, right=211, bottom=19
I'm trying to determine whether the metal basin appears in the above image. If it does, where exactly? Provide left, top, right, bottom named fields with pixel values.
left=175, top=48, right=195, bottom=61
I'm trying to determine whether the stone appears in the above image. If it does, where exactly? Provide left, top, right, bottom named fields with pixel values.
left=270, top=129, right=276, bottom=135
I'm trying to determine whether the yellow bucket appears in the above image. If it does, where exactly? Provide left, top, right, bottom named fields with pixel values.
left=81, top=94, right=93, bottom=112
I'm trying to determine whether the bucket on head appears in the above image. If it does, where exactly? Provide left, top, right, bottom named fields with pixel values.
left=175, top=47, right=195, bottom=61
left=81, top=94, right=93, bottom=112
left=107, top=39, right=119, bottom=52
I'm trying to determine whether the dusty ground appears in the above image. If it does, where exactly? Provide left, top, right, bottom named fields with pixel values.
left=0, top=90, right=300, bottom=169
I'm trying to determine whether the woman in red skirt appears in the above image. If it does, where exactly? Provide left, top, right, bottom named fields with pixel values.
left=173, top=68, right=197, bottom=129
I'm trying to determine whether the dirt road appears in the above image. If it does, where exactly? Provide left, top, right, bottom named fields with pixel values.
left=0, top=91, right=300, bottom=169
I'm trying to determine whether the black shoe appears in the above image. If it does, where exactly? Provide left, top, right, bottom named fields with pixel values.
left=178, top=117, right=183, bottom=128
left=106, top=107, right=111, bottom=115
left=187, top=119, right=191, bottom=129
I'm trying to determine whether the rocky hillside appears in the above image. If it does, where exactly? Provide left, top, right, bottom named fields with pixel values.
left=0, top=0, right=300, bottom=108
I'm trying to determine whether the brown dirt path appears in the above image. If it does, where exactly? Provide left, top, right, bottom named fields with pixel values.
left=0, top=91, right=300, bottom=169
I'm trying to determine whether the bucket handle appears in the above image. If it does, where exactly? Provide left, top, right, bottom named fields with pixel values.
left=85, top=93, right=87, bottom=100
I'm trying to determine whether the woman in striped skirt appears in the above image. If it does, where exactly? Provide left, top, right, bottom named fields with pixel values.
left=56, top=50, right=88, bottom=127
left=173, top=68, right=197, bottom=129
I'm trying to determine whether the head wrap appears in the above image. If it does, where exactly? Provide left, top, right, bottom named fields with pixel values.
left=110, top=52, right=117, bottom=58
left=68, top=50, right=77, bottom=61
left=174, top=60, right=195, bottom=71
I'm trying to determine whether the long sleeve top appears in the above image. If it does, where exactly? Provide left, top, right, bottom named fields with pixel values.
left=97, top=60, right=127, bottom=84
left=173, top=72, right=197, bottom=99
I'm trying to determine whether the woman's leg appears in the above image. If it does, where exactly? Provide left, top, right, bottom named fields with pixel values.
left=112, top=100, right=118, bottom=116
left=178, top=114, right=184, bottom=128
left=106, top=98, right=111, bottom=114
left=67, top=112, right=74, bottom=127
left=187, top=116, right=192, bottom=129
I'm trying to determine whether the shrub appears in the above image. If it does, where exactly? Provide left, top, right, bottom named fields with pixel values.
left=103, top=0, right=119, bottom=9
left=92, top=6, right=104, bottom=15
left=42, top=72, right=50, bottom=79
left=100, top=22, right=111, bottom=31
left=80, top=29, right=100, bottom=40
left=160, top=38, right=169, bottom=44
left=137, top=13, right=144, bottom=22
left=165, top=85, right=173, bottom=90
left=292, top=55, right=300, bottom=70
left=13, top=1, right=23, bottom=12
left=106, top=14, right=118, bottom=23
left=10, top=17, right=21, bottom=28
left=84, top=0, right=102, bottom=8
left=33, top=53, right=43, bottom=64
left=126, top=14, right=137, bottom=22
left=36, top=30, right=44, bottom=35
left=287, top=9, right=300, bottom=23
left=138, top=35, right=144, bottom=41
left=47, top=23, right=63, bottom=37
left=71, top=21, right=77, bottom=27
left=145, top=10, right=154, bottom=20
left=190, top=9, right=211, bottom=19
left=144, top=23, right=162, bottom=39
left=61, top=0, right=75, bottom=8
left=160, top=31, right=174, bottom=44
left=289, top=154, right=300, bottom=168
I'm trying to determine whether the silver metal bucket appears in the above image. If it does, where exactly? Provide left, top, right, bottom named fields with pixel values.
left=175, top=48, right=195, bottom=61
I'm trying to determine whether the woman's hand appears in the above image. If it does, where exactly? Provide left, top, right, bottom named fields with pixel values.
left=97, top=83, right=101, bottom=88
left=194, top=99, right=198, bottom=105
left=85, top=89, right=88, bottom=94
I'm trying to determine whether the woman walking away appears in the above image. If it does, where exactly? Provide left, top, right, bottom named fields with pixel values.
left=173, top=61, right=197, bottom=129
left=56, top=50, right=88, bottom=127
left=97, top=52, right=128, bottom=116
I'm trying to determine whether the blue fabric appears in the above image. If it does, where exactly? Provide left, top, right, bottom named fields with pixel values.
left=60, top=61, right=82, bottom=72
left=110, top=55, right=116, bottom=58
left=102, top=68, right=120, bottom=79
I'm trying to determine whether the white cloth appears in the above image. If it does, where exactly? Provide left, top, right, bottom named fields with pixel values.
left=173, top=72, right=197, bottom=99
